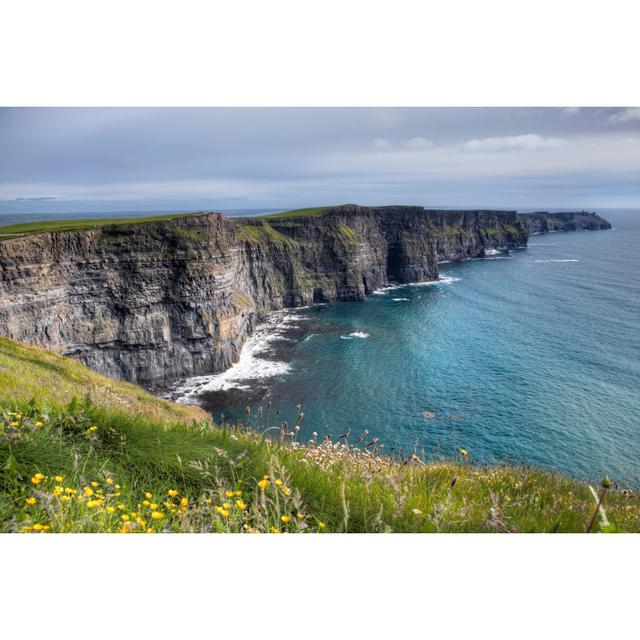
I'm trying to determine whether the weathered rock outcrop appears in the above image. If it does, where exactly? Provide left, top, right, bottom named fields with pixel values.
left=0, top=204, right=604, bottom=387
left=518, top=211, right=612, bottom=235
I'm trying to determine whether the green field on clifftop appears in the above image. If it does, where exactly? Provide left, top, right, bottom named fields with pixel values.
left=0, top=212, right=201, bottom=240
left=1, top=337, right=638, bottom=533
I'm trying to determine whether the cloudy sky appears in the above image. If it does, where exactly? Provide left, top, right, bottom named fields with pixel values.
left=1, top=107, right=640, bottom=214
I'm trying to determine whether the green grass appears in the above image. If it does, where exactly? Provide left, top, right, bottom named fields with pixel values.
left=1, top=338, right=638, bottom=533
left=0, top=212, right=202, bottom=240
left=257, top=206, right=337, bottom=220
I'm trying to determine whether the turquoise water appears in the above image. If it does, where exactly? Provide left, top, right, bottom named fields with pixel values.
left=194, top=210, right=640, bottom=481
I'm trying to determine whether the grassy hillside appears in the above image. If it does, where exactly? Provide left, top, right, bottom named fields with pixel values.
left=0, top=212, right=200, bottom=240
left=1, top=338, right=639, bottom=533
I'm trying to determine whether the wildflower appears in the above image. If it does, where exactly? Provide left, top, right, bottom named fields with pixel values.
left=31, top=473, right=45, bottom=484
left=34, top=422, right=44, bottom=428
left=275, top=479, right=283, bottom=486
left=180, top=497, right=188, bottom=508
left=136, top=517, right=147, bottom=527
left=215, top=506, right=229, bottom=517
left=115, top=484, right=121, bottom=489
left=87, top=500, right=102, bottom=508
left=282, top=487, right=291, bottom=496
left=234, top=491, right=242, bottom=497
left=146, top=528, right=156, bottom=533
left=32, top=523, right=44, bottom=532
left=142, top=500, right=151, bottom=507
left=225, top=490, right=234, bottom=498
left=87, top=426, right=97, bottom=433
left=22, top=526, right=33, bottom=533
left=91, top=481, right=99, bottom=487
left=270, top=527, right=281, bottom=534
left=52, top=486, right=63, bottom=497
left=258, top=479, right=269, bottom=490
left=145, top=492, right=153, bottom=499
left=281, top=515, right=292, bottom=524
left=318, top=522, right=326, bottom=529
left=106, top=478, right=114, bottom=484
left=117, top=504, right=126, bottom=510
left=222, top=502, right=231, bottom=509
left=10, top=421, right=19, bottom=427
left=151, top=511, right=164, bottom=520
left=168, top=489, right=178, bottom=497
left=25, top=497, right=37, bottom=505
left=84, top=487, right=94, bottom=496
left=412, top=508, right=423, bottom=515
left=205, top=498, right=212, bottom=505
left=60, top=495, right=70, bottom=503
left=150, top=503, right=159, bottom=510
left=459, top=449, right=469, bottom=457
left=296, top=512, right=304, bottom=520
left=54, top=475, right=63, bottom=482
left=106, top=506, right=116, bottom=513
left=121, top=515, right=130, bottom=521
left=235, top=500, right=247, bottom=510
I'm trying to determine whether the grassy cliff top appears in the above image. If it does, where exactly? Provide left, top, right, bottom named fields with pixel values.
left=257, top=206, right=338, bottom=220
left=0, top=212, right=203, bottom=241
left=1, top=337, right=638, bottom=533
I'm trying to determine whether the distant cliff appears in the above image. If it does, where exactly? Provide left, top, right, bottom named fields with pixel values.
left=0, top=205, right=606, bottom=386
left=518, top=210, right=612, bottom=235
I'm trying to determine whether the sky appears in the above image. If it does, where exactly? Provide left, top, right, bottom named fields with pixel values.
left=1, top=107, right=640, bottom=215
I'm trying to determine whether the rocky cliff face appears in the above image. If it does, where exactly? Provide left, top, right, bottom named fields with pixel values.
left=518, top=211, right=612, bottom=235
left=0, top=204, right=571, bottom=387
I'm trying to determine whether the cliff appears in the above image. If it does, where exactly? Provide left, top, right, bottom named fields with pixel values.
left=0, top=204, right=596, bottom=387
left=518, top=210, right=612, bottom=235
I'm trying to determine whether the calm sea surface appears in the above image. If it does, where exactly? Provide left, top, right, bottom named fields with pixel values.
left=181, top=209, right=640, bottom=482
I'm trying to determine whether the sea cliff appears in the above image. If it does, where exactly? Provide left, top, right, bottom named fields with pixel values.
left=0, top=205, right=607, bottom=386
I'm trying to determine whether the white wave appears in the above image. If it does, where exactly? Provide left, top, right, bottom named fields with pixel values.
left=528, top=242, right=554, bottom=246
left=172, top=313, right=293, bottom=400
left=303, top=334, right=316, bottom=342
left=484, top=248, right=502, bottom=256
left=371, top=275, right=459, bottom=295
left=392, top=297, right=409, bottom=301
left=534, top=258, right=580, bottom=263
left=341, top=331, right=371, bottom=340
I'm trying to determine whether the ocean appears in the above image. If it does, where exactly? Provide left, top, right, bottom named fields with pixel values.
left=174, top=209, right=640, bottom=482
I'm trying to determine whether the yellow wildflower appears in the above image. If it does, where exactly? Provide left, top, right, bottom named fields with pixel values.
left=52, top=486, right=63, bottom=497
left=281, top=515, right=292, bottom=524
left=10, top=421, right=19, bottom=427
left=146, top=528, right=156, bottom=533
left=225, top=490, right=234, bottom=498
left=106, top=478, right=113, bottom=484
left=121, top=514, right=130, bottom=521
left=235, top=500, right=247, bottom=510
left=296, top=512, right=304, bottom=520
left=318, top=522, right=326, bottom=529
left=168, top=489, right=178, bottom=497
left=222, top=502, right=231, bottom=509
left=151, top=511, right=164, bottom=520
left=90, top=481, right=99, bottom=487
left=25, top=497, right=37, bottom=505
left=32, top=523, right=44, bottom=532
left=257, top=479, right=269, bottom=490
left=145, top=492, right=153, bottom=499
left=34, top=422, right=44, bottom=428
left=22, top=526, right=33, bottom=533
left=270, top=527, right=281, bottom=534
left=87, top=499, right=102, bottom=508
left=282, top=487, right=291, bottom=496
left=136, top=517, right=147, bottom=527
left=60, top=495, right=70, bottom=503
left=459, top=449, right=469, bottom=457
left=117, top=504, right=126, bottom=510
left=234, top=491, right=242, bottom=497
left=142, top=500, right=151, bottom=507
left=31, top=473, right=45, bottom=484
left=275, top=479, right=283, bottom=486
left=54, top=475, right=63, bottom=482
left=180, top=497, right=188, bottom=508
left=84, top=487, right=94, bottom=496
left=115, top=484, right=121, bottom=489
left=150, top=503, right=159, bottom=510
left=106, top=506, right=116, bottom=513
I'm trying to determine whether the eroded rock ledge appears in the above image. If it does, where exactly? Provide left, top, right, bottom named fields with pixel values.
left=0, top=205, right=608, bottom=386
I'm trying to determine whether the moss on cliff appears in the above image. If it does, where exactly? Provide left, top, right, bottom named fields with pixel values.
left=236, top=221, right=297, bottom=247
